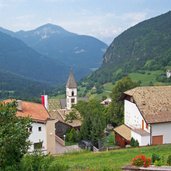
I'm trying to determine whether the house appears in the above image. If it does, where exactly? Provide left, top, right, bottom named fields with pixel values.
left=4, top=99, right=56, bottom=154
left=101, top=98, right=112, bottom=106
left=114, top=86, right=171, bottom=147
left=166, top=70, right=171, bottom=78
left=51, top=108, right=81, bottom=139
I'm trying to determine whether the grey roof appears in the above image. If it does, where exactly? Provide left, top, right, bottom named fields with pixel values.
left=66, top=70, right=77, bottom=88
left=60, top=99, right=66, bottom=109
left=59, top=97, right=88, bottom=109
left=124, top=86, right=171, bottom=124
left=132, top=129, right=150, bottom=136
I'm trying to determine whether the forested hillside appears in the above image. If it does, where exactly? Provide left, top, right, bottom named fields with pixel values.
left=0, top=31, right=69, bottom=85
left=89, top=11, right=171, bottom=84
left=0, top=25, right=107, bottom=99
left=0, top=70, right=51, bottom=100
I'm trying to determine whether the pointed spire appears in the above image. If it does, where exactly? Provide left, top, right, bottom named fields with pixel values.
left=66, top=69, right=77, bottom=88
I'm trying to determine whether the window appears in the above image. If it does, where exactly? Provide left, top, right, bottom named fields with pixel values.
left=142, top=120, right=144, bottom=130
left=29, top=126, right=32, bottom=132
left=72, top=91, right=74, bottom=96
left=38, top=127, right=42, bottom=131
left=71, top=98, right=75, bottom=103
left=146, top=123, right=148, bottom=129
left=34, top=142, right=42, bottom=150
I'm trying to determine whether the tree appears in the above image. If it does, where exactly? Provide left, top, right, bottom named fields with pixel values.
left=0, top=101, right=31, bottom=170
left=65, top=109, right=79, bottom=123
left=107, top=77, right=138, bottom=126
left=74, top=99, right=106, bottom=147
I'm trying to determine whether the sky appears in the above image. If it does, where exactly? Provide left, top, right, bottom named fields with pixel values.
left=0, top=0, right=171, bottom=44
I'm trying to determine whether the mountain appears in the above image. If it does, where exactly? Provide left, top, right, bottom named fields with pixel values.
left=0, top=69, right=52, bottom=100
left=0, top=31, right=71, bottom=85
left=89, top=11, right=171, bottom=84
left=1, top=24, right=107, bottom=71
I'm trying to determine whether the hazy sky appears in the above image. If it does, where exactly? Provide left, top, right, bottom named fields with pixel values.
left=0, top=0, right=171, bottom=44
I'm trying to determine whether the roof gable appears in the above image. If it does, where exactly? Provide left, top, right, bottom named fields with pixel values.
left=3, top=99, right=50, bottom=123
left=124, top=86, right=171, bottom=124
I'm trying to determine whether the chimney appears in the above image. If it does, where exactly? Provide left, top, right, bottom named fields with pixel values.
left=17, top=100, right=22, bottom=111
left=41, top=95, right=48, bottom=110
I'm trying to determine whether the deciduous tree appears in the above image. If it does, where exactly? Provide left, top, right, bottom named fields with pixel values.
left=75, top=99, right=106, bottom=147
left=0, top=101, right=31, bottom=170
left=107, top=77, right=138, bottom=126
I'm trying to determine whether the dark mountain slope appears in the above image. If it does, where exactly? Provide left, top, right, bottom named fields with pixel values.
left=89, top=11, right=171, bottom=84
left=0, top=31, right=69, bottom=84
left=0, top=70, right=52, bottom=99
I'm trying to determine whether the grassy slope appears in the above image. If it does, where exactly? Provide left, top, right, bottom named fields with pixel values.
left=51, top=70, right=171, bottom=101
left=85, top=70, right=171, bottom=100
left=129, top=70, right=164, bottom=86
left=55, top=144, right=171, bottom=171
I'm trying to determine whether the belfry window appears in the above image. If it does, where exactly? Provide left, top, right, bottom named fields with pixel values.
left=72, top=91, right=74, bottom=96
left=71, top=98, right=75, bottom=103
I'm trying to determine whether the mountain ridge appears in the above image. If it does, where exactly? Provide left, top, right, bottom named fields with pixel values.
left=0, top=24, right=107, bottom=71
left=88, top=11, right=171, bottom=84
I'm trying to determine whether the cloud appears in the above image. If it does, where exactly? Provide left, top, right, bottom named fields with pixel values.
left=122, top=12, right=147, bottom=26
left=0, top=0, right=149, bottom=44
left=56, top=11, right=148, bottom=44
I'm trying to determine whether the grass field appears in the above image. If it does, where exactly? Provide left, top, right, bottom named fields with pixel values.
left=54, top=144, right=171, bottom=171
left=51, top=70, right=171, bottom=101
left=128, top=70, right=163, bottom=86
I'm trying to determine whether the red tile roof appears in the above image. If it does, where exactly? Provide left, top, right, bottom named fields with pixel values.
left=2, top=99, right=50, bottom=123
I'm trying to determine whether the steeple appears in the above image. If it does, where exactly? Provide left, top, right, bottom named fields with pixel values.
left=66, top=69, right=77, bottom=88
left=66, top=69, right=77, bottom=110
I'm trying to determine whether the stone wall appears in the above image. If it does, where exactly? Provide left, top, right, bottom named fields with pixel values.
left=122, top=165, right=171, bottom=171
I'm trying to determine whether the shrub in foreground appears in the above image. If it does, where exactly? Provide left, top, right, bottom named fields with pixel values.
left=130, top=137, right=139, bottom=147
left=48, top=160, right=69, bottom=171
left=132, top=155, right=151, bottom=167
left=20, top=153, right=67, bottom=171
left=152, top=153, right=161, bottom=163
left=167, top=155, right=171, bottom=166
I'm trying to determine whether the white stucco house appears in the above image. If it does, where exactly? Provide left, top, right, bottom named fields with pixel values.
left=114, top=86, right=171, bottom=147
left=4, top=99, right=56, bottom=154
left=166, top=70, right=171, bottom=78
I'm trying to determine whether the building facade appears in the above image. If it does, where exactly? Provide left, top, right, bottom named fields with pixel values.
left=114, top=86, right=171, bottom=147
left=66, top=70, right=77, bottom=110
left=4, top=99, right=56, bottom=154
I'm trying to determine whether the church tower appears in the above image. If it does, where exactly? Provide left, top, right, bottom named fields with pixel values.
left=66, top=70, right=77, bottom=110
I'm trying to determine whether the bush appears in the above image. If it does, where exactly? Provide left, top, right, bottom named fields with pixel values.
left=132, top=155, right=151, bottom=167
left=40, top=155, right=55, bottom=171
left=130, top=137, right=139, bottom=147
left=154, top=160, right=163, bottom=166
left=48, top=161, right=69, bottom=171
left=152, top=153, right=161, bottom=163
left=20, top=153, right=55, bottom=171
left=167, top=155, right=171, bottom=166
left=3, top=165, right=18, bottom=171
left=20, top=153, right=43, bottom=171
left=66, top=128, right=80, bottom=143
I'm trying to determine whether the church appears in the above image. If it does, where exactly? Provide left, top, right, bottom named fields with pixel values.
left=48, top=70, right=87, bottom=139
left=60, top=69, right=78, bottom=110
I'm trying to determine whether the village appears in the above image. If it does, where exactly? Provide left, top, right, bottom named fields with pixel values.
left=2, top=70, right=171, bottom=156
left=1, top=3, right=171, bottom=170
